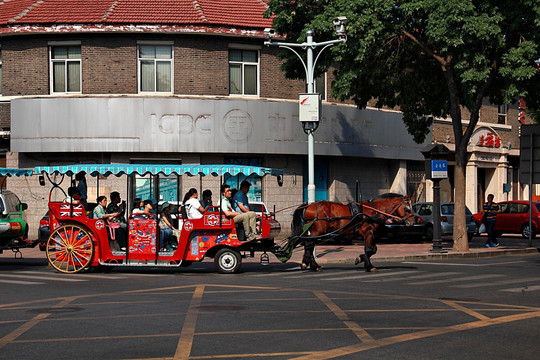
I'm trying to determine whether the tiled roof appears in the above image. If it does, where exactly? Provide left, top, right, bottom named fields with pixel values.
left=0, top=0, right=273, bottom=33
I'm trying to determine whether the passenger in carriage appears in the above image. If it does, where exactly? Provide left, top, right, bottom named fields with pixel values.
left=63, top=186, right=82, bottom=205
left=131, top=197, right=144, bottom=214
left=159, top=202, right=177, bottom=251
left=202, top=189, right=213, bottom=210
left=106, top=191, right=127, bottom=228
left=220, top=184, right=257, bottom=241
left=93, top=195, right=123, bottom=251
left=183, top=188, right=206, bottom=219
left=75, top=171, right=88, bottom=209
left=233, top=180, right=261, bottom=234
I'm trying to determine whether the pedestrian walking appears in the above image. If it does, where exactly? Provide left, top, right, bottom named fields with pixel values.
left=482, top=193, right=500, bottom=247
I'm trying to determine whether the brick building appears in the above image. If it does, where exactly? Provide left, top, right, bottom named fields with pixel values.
left=0, top=0, right=529, bottom=238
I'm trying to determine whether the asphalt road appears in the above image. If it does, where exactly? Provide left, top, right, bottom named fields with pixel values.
left=1, top=254, right=540, bottom=359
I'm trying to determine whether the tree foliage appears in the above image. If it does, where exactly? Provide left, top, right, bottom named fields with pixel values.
left=266, top=0, right=540, bottom=142
left=265, top=0, right=540, bottom=251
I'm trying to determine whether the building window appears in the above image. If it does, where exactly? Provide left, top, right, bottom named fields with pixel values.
left=229, top=49, right=259, bottom=96
left=498, top=103, right=508, bottom=124
left=138, top=45, right=172, bottom=93
left=50, top=46, right=81, bottom=93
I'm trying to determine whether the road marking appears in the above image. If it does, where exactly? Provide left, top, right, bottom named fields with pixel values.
left=321, top=270, right=419, bottom=281
left=0, top=279, right=44, bottom=285
left=362, top=271, right=461, bottom=283
left=314, top=291, right=374, bottom=342
left=501, top=285, right=540, bottom=293
left=2, top=274, right=86, bottom=282
left=403, top=260, right=526, bottom=267
left=17, top=270, right=127, bottom=279
left=451, top=277, right=540, bottom=288
left=174, top=284, right=204, bottom=360
left=408, top=274, right=505, bottom=285
left=284, top=270, right=361, bottom=279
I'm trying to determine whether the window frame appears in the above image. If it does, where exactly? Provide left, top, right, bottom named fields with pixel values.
left=498, top=103, right=508, bottom=124
left=49, top=42, right=82, bottom=94
left=228, top=45, right=260, bottom=97
left=137, top=42, right=174, bottom=94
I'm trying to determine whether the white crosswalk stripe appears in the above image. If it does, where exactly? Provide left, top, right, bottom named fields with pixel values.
left=451, top=277, right=540, bottom=288
left=501, top=285, right=540, bottom=293
left=0, top=279, right=45, bottom=285
left=407, top=274, right=505, bottom=285
left=2, top=274, right=86, bottom=282
left=321, top=270, right=420, bottom=281
left=362, top=271, right=462, bottom=283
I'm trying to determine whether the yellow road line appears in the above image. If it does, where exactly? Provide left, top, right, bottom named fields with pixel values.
left=174, top=285, right=205, bottom=360
left=314, top=291, right=374, bottom=342
left=440, top=299, right=490, bottom=320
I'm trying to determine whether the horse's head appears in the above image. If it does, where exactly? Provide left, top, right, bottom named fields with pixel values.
left=371, top=194, right=415, bottom=226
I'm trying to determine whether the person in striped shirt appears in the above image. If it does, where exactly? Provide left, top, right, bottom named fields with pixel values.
left=482, top=194, right=500, bottom=247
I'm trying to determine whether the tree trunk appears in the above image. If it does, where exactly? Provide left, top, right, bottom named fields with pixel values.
left=452, top=147, right=469, bottom=251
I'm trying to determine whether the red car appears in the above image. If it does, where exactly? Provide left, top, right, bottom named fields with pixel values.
left=473, top=200, right=540, bottom=238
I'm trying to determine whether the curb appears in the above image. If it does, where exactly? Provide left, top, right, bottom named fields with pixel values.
left=313, top=247, right=540, bottom=265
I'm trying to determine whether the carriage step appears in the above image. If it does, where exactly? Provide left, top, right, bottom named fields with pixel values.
left=260, top=252, right=270, bottom=266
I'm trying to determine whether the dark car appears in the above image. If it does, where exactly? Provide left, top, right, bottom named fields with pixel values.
left=381, top=214, right=425, bottom=240
left=473, top=200, right=540, bottom=238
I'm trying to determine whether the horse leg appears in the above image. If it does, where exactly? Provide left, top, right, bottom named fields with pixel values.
left=302, top=241, right=322, bottom=272
left=301, top=241, right=311, bottom=270
left=363, top=244, right=378, bottom=272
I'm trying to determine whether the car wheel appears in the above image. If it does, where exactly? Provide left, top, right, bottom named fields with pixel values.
left=46, top=224, right=95, bottom=273
left=214, top=248, right=241, bottom=274
left=425, top=225, right=433, bottom=241
left=521, top=224, right=537, bottom=239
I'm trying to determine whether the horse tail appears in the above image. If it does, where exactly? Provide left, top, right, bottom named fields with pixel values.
left=291, top=204, right=307, bottom=237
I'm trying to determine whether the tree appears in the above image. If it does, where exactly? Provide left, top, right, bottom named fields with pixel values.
left=266, top=0, right=540, bottom=251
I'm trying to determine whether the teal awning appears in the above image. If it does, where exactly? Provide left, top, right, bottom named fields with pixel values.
left=35, top=164, right=284, bottom=177
left=0, top=167, right=34, bottom=177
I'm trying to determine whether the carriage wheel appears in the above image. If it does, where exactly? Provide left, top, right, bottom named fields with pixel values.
left=46, top=224, right=95, bottom=273
left=214, top=248, right=241, bottom=274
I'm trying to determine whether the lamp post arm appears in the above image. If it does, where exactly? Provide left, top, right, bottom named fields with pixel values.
left=276, top=45, right=309, bottom=81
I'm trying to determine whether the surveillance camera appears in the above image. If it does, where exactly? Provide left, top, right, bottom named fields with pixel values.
left=333, top=16, right=347, bottom=34
left=264, top=28, right=276, bottom=37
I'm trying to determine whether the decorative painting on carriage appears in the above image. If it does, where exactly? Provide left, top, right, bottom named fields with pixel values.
left=128, top=216, right=157, bottom=255
left=184, top=215, right=238, bottom=261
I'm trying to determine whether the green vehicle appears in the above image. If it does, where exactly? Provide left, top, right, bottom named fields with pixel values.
left=0, top=189, right=31, bottom=255
left=0, top=168, right=35, bottom=256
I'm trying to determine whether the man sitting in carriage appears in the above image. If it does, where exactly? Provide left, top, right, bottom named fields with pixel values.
left=220, top=184, right=257, bottom=241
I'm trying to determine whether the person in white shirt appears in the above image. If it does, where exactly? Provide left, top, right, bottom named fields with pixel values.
left=183, top=188, right=205, bottom=219
left=220, top=184, right=257, bottom=241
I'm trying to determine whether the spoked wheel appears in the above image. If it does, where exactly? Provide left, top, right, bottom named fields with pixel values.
left=214, top=248, right=241, bottom=274
left=46, top=224, right=95, bottom=273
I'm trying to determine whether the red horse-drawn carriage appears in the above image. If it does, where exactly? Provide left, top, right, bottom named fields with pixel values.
left=36, top=164, right=283, bottom=274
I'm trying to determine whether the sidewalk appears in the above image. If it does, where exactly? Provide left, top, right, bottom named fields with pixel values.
left=2, top=235, right=538, bottom=265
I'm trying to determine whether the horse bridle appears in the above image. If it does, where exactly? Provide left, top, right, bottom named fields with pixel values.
left=362, top=197, right=415, bottom=226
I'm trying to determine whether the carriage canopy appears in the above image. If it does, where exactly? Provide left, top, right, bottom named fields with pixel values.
left=0, top=167, right=34, bottom=177
left=35, top=164, right=284, bottom=178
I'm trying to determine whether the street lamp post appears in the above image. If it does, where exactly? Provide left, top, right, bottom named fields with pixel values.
left=264, top=17, right=347, bottom=203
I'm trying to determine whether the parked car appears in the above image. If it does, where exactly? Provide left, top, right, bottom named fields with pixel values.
left=412, top=202, right=477, bottom=241
left=249, top=201, right=272, bottom=217
left=473, top=200, right=540, bottom=238
left=382, top=213, right=425, bottom=240
left=0, top=190, right=32, bottom=253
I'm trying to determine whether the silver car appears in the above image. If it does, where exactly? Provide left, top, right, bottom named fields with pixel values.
left=412, top=202, right=476, bottom=241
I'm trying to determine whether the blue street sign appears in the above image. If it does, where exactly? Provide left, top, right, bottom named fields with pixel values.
left=431, top=160, right=448, bottom=179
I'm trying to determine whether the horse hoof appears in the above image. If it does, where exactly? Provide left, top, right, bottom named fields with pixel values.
left=301, top=263, right=308, bottom=270
left=313, top=266, right=323, bottom=272
left=369, top=267, right=378, bottom=273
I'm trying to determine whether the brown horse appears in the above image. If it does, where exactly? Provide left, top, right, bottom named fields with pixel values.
left=289, top=193, right=413, bottom=272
